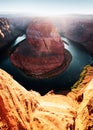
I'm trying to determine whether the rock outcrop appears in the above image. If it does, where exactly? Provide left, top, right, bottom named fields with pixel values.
left=0, top=69, right=76, bottom=130
left=0, top=18, right=22, bottom=50
left=72, top=65, right=93, bottom=130
left=53, top=15, right=93, bottom=54
left=68, top=65, right=93, bottom=130
left=0, top=65, right=93, bottom=129
left=0, top=18, right=12, bottom=47
left=75, top=79, right=93, bottom=130
left=10, top=20, right=72, bottom=79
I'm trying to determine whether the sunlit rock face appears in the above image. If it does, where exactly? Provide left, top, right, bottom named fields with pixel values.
left=0, top=65, right=93, bottom=129
left=0, top=18, right=20, bottom=50
left=10, top=19, right=72, bottom=79
left=75, top=66, right=93, bottom=130
left=68, top=65, right=93, bottom=130
left=0, top=69, right=76, bottom=130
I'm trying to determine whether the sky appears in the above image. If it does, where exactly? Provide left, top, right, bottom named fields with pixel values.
left=0, top=0, right=93, bottom=16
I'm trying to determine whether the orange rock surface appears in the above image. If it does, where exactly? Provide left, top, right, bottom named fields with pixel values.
left=0, top=65, right=93, bottom=129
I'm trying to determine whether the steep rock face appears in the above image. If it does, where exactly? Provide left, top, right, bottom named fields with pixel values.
left=0, top=65, right=93, bottom=129
left=68, top=65, right=93, bottom=102
left=10, top=20, right=72, bottom=78
left=73, top=66, right=93, bottom=130
left=67, top=65, right=93, bottom=130
left=54, top=15, right=93, bottom=54
left=0, top=18, right=20, bottom=50
left=75, top=80, right=93, bottom=130
left=0, top=18, right=12, bottom=47
left=0, top=69, right=76, bottom=130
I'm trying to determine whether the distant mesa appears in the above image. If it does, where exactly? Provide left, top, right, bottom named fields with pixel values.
left=55, top=15, right=93, bottom=54
left=10, top=19, right=72, bottom=79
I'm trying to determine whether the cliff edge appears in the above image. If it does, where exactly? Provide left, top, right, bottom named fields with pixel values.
left=0, top=65, right=93, bottom=129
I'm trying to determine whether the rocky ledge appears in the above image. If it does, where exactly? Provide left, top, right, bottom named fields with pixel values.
left=0, top=65, right=93, bottom=129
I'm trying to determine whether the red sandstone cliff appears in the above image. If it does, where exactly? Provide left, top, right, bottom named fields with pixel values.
left=10, top=20, right=71, bottom=79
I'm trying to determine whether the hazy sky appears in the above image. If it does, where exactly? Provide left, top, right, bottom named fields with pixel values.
left=0, top=0, right=93, bottom=16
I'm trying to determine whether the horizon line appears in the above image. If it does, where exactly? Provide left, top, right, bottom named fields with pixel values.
left=0, top=12, right=93, bottom=17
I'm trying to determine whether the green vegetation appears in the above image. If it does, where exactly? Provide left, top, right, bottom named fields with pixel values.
left=71, top=65, right=91, bottom=90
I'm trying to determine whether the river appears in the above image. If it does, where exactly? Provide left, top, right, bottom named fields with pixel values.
left=0, top=35, right=93, bottom=95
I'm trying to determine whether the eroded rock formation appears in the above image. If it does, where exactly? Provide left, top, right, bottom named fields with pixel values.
left=0, top=69, right=76, bottom=130
left=0, top=18, right=20, bottom=50
left=10, top=20, right=72, bottom=78
left=55, top=15, right=93, bottom=54
left=0, top=65, right=93, bottom=129
left=0, top=18, right=12, bottom=47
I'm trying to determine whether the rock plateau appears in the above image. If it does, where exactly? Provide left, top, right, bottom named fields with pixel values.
left=10, top=20, right=71, bottom=78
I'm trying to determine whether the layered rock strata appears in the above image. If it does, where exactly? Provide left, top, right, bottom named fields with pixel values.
left=68, top=65, right=93, bottom=130
left=10, top=20, right=71, bottom=78
left=0, top=69, right=76, bottom=130
left=0, top=17, right=25, bottom=51
left=0, top=65, right=93, bottom=129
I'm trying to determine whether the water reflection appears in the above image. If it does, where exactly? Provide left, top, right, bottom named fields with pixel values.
left=12, top=34, right=26, bottom=46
